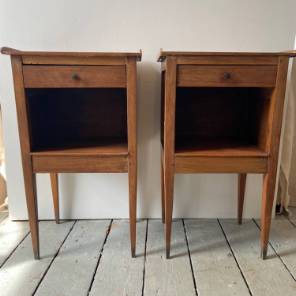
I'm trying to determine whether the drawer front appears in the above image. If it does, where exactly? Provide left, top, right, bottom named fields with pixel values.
left=177, top=65, right=277, bottom=87
left=23, top=65, right=126, bottom=88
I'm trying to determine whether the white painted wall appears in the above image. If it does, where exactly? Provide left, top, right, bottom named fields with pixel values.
left=0, top=0, right=295, bottom=220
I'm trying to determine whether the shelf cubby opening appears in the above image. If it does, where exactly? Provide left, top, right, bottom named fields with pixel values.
left=174, top=87, right=273, bottom=156
left=25, top=88, right=127, bottom=153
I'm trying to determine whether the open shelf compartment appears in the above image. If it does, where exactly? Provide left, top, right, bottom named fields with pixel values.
left=26, top=88, right=128, bottom=155
left=162, top=86, right=273, bottom=157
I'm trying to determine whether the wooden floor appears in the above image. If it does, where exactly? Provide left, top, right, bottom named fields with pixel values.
left=1, top=209, right=296, bottom=295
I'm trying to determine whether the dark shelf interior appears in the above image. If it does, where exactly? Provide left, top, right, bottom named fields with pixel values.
left=161, top=85, right=274, bottom=155
left=26, top=88, right=127, bottom=152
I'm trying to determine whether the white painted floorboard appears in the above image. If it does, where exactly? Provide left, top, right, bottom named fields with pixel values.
left=185, top=219, right=250, bottom=296
left=144, top=220, right=196, bottom=296
left=0, top=221, right=74, bottom=296
left=288, top=207, right=296, bottom=224
left=256, top=218, right=296, bottom=279
left=0, top=212, right=8, bottom=223
left=35, top=220, right=110, bottom=296
left=0, top=218, right=296, bottom=296
left=220, top=219, right=296, bottom=296
left=89, top=220, right=147, bottom=296
left=0, top=219, right=29, bottom=267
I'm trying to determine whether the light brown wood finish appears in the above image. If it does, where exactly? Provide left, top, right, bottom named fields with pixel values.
left=163, top=57, right=177, bottom=259
left=175, top=145, right=268, bottom=157
left=159, top=51, right=294, bottom=260
left=161, top=150, right=165, bottom=223
left=50, top=173, right=59, bottom=224
left=177, top=65, right=277, bottom=87
left=23, top=65, right=126, bottom=88
left=11, top=56, right=40, bottom=259
left=1, top=47, right=142, bottom=59
left=3, top=48, right=141, bottom=259
left=174, top=56, right=279, bottom=65
left=175, top=156, right=267, bottom=174
left=22, top=56, right=127, bottom=65
left=158, top=50, right=295, bottom=61
left=260, top=57, right=289, bottom=259
left=30, top=143, right=128, bottom=156
left=238, top=174, right=247, bottom=224
left=32, top=155, right=128, bottom=173
left=127, top=57, right=138, bottom=258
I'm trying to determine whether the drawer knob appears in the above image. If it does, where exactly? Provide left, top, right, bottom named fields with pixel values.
left=223, top=72, right=232, bottom=80
left=72, top=73, right=81, bottom=81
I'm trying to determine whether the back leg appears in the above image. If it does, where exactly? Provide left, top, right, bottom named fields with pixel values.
left=238, top=173, right=247, bottom=224
left=50, top=173, right=60, bottom=224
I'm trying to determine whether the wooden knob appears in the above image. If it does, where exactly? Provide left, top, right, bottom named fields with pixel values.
left=223, top=72, right=231, bottom=80
left=72, top=73, right=80, bottom=80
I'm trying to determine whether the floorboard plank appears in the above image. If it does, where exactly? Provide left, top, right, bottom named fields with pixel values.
left=0, top=219, right=30, bottom=267
left=0, top=221, right=74, bottom=296
left=144, top=219, right=196, bottom=296
left=0, top=212, right=8, bottom=223
left=288, top=207, right=296, bottom=224
left=89, top=219, right=147, bottom=296
left=35, top=220, right=110, bottom=296
left=256, top=218, right=296, bottom=280
left=185, top=219, right=250, bottom=296
left=220, top=219, right=296, bottom=296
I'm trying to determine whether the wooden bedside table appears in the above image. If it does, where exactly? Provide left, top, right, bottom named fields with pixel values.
left=2, top=47, right=141, bottom=259
left=158, top=50, right=296, bottom=259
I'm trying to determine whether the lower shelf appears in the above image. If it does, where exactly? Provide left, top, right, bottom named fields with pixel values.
left=175, top=140, right=268, bottom=158
left=162, top=140, right=269, bottom=173
left=30, top=143, right=128, bottom=157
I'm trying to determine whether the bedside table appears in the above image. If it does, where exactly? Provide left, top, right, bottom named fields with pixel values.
left=158, top=50, right=296, bottom=259
left=2, top=47, right=141, bottom=259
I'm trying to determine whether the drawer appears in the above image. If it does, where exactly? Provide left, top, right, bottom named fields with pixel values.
left=177, top=65, right=277, bottom=87
left=23, top=65, right=126, bottom=88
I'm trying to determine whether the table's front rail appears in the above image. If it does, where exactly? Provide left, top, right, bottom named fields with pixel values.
left=31, top=154, right=128, bottom=173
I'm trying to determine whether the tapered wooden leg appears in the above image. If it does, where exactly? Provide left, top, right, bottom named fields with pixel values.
left=163, top=57, right=177, bottom=259
left=50, top=173, right=60, bottom=224
left=261, top=173, right=276, bottom=259
left=24, top=170, right=39, bottom=259
left=126, top=57, right=137, bottom=258
left=161, top=151, right=165, bottom=223
left=128, top=158, right=137, bottom=258
left=238, top=173, right=247, bottom=225
left=164, top=165, right=174, bottom=259
left=11, top=56, right=40, bottom=259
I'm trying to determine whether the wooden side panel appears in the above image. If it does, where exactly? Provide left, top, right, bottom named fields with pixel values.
left=23, top=65, right=126, bottom=88
left=175, top=156, right=268, bottom=173
left=177, top=65, right=277, bottom=87
left=32, top=155, right=128, bottom=173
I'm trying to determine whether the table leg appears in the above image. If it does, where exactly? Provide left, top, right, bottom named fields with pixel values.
left=50, top=173, right=60, bottom=224
left=238, top=173, right=247, bottom=224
